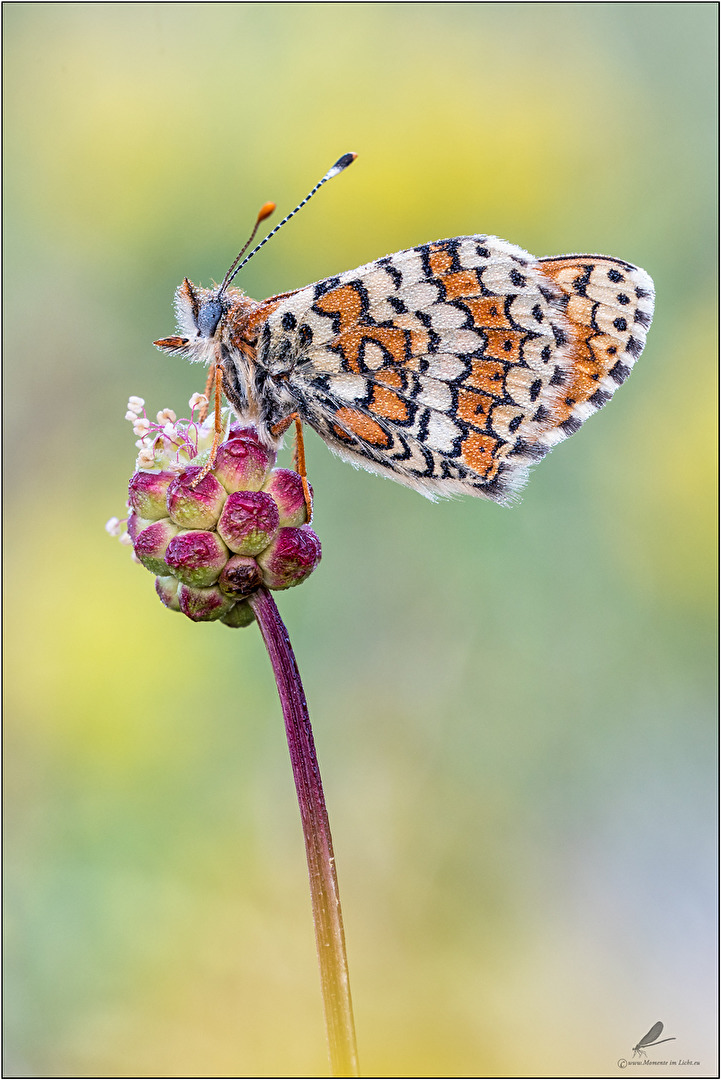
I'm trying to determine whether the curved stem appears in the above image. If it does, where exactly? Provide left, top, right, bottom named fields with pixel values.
left=248, top=587, right=359, bottom=1077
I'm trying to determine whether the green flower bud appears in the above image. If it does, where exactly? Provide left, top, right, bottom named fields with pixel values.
left=155, top=575, right=181, bottom=611
left=262, top=469, right=310, bottom=526
left=128, top=470, right=176, bottom=520
left=217, top=490, right=280, bottom=556
left=165, top=530, right=231, bottom=588
left=166, top=467, right=227, bottom=529
left=220, top=601, right=256, bottom=629
left=127, top=512, right=153, bottom=542
left=177, top=583, right=236, bottom=622
left=134, top=518, right=181, bottom=574
left=257, top=526, right=322, bottom=590
left=213, top=437, right=276, bottom=494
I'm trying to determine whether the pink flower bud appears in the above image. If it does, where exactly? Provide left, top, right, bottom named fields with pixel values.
left=165, top=530, right=230, bottom=588
left=218, top=555, right=263, bottom=599
left=177, top=583, right=236, bottom=622
left=127, top=512, right=152, bottom=542
left=133, top=518, right=181, bottom=574
left=217, top=490, right=280, bottom=556
left=257, top=526, right=322, bottom=590
left=263, top=468, right=309, bottom=526
left=227, top=423, right=275, bottom=452
left=166, top=467, right=227, bottom=529
left=212, top=437, right=275, bottom=494
left=220, top=601, right=256, bottom=629
left=128, top=470, right=176, bottom=520
left=155, top=575, right=181, bottom=611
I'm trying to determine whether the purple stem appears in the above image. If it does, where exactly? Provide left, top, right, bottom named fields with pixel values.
left=248, top=587, right=359, bottom=1077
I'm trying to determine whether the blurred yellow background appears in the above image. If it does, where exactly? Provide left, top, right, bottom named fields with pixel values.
left=4, top=4, right=716, bottom=1076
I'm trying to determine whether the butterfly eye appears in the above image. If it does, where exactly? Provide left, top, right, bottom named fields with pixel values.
left=196, top=297, right=223, bottom=338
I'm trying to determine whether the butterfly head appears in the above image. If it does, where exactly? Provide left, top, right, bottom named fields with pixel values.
left=177, top=278, right=228, bottom=339
left=154, top=278, right=236, bottom=359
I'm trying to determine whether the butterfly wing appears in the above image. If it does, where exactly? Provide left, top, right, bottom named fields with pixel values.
left=535, top=253, right=655, bottom=440
left=257, top=236, right=654, bottom=504
left=637, top=1021, right=665, bottom=1048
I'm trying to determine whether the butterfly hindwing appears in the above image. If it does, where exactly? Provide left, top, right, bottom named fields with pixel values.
left=535, top=255, right=655, bottom=448
left=256, top=236, right=654, bottom=504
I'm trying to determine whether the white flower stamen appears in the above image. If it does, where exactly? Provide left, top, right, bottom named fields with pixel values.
left=137, top=447, right=156, bottom=467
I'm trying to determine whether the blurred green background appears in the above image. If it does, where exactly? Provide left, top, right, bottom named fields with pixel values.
left=4, top=4, right=716, bottom=1076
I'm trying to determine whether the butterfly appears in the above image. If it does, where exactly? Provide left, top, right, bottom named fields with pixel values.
left=154, top=154, right=654, bottom=506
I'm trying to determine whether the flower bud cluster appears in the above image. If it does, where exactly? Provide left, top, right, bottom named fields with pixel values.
left=110, top=396, right=321, bottom=627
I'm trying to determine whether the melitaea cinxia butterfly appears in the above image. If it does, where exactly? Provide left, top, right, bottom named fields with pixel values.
left=155, top=154, right=654, bottom=505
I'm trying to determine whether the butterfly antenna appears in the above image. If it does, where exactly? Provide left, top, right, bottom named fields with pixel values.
left=219, top=201, right=277, bottom=294
left=219, top=152, right=357, bottom=293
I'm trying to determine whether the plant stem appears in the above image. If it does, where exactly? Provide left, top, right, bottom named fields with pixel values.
left=249, top=587, right=359, bottom=1077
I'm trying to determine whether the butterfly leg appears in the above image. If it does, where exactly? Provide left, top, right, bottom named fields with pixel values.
left=271, top=412, right=313, bottom=523
left=197, top=363, right=216, bottom=424
left=190, top=363, right=224, bottom=487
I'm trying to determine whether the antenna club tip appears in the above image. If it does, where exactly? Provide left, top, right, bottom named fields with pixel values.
left=227, top=155, right=356, bottom=284
left=257, top=201, right=276, bottom=222
left=327, top=152, right=358, bottom=178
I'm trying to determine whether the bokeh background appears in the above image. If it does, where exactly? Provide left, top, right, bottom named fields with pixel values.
left=4, top=4, right=717, bottom=1077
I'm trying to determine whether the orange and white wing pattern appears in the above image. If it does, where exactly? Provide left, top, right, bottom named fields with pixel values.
left=255, top=235, right=654, bottom=504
